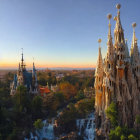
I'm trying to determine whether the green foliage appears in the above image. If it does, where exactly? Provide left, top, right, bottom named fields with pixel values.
left=109, top=126, right=139, bottom=140
left=75, top=90, right=85, bottom=101
left=121, top=135, right=126, bottom=140
left=33, top=119, right=43, bottom=130
left=75, top=98, right=94, bottom=117
left=43, top=92, right=65, bottom=117
left=31, top=95, right=43, bottom=118
left=106, top=102, right=118, bottom=128
left=57, top=103, right=78, bottom=134
left=128, top=134, right=138, bottom=140
left=136, top=115, right=140, bottom=125
left=37, top=71, right=57, bottom=86
left=13, top=85, right=31, bottom=113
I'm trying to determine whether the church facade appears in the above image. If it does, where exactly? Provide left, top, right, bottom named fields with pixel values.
left=10, top=52, right=38, bottom=95
left=94, top=4, right=140, bottom=138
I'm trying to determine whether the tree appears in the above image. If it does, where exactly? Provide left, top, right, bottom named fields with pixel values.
left=135, top=115, right=140, bottom=125
left=106, top=102, right=118, bottom=128
left=128, top=134, right=138, bottom=140
left=33, top=119, right=43, bottom=130
left=31, top=95, right=43, bottom=117
left=13, top=85, right=31, bottom=113
left=121, top=135, right=126, bottom=140
left=59, top=82, right=77, bottom=100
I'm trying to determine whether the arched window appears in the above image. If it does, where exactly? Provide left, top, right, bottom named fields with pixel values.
left=109, top=64, right=110, bottom=68
left=117, top=55, right=119, bottom=60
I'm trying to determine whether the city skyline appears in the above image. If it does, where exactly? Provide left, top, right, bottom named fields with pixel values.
left=0, top=0, right=140, bottom=69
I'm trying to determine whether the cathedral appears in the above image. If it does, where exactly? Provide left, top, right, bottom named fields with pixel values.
left=10, top=51, right=38, bottom=95
left=94, top=4, right=140, bottom=138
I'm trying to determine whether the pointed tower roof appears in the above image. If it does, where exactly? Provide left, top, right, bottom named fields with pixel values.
left=114, top=4, right=125, bottom=44
left=95, top=39, right=103, bottom=76
left=130, top=23, right=137, bottom=57
left=130, top=22, right=139, bottom=63
left=21, top=48, right=26, bottom=70
left=106, top=14, right=114, bottom=60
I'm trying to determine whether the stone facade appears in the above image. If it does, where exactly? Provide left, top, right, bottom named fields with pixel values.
left=94, top=4, right=140, bottom=139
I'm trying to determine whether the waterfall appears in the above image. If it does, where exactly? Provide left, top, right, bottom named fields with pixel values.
left=25, top=119, right=55, bottom=140
left=76, top=112, right=95, bottom=140
left=25, top=112, right=95, bottom=140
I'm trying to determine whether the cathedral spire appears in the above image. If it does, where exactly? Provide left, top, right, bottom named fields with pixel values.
left=96, top=39, right=103, bottom=76
left=114, top=4, right=124, bottom=44
left=106, top=14, right=114, bottom=59
left=130, top=22, right=139, bottom=64
left=130, top=23, right=137, bottom=57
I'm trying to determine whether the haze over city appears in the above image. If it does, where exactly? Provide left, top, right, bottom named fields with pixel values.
left=0, top=0, right=140, bottom=69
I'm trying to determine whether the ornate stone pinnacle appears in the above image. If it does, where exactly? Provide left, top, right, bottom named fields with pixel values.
left=116, top=4, right=121, bottom=10
left=98, top=38, right=102, bottom=47
left=132, top=22, right=137, bottom=28
left=114, top=16, right=117, bottom=21
left=98, top=38, right=102, bottom=43
left=107, top=14, right=112, bottom=20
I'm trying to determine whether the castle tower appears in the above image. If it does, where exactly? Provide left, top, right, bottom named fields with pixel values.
left=10, top=51, right=39, bottom=95
left=94, top=39, right=104, bottom=115
left=32, top=61, right=38, bottom=94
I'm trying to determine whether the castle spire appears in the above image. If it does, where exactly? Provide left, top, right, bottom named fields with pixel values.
left=114, top=4, right=125, bottom=44
left=21, top=48, right=24, bottom=69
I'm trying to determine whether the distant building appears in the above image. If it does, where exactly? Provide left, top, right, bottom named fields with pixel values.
left=39, top=86, right=51, bottom=97
left=10, top=52, right=38, bottom=95
left=56, top=73, right=64, bottom=80
left=51, top=84, right=58, bottom=92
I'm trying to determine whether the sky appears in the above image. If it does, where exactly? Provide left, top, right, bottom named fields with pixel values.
left=0, top=0, right=140, bottom=69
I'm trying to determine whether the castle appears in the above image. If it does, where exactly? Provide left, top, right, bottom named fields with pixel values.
left=10, top=51, right=38, bottom=95
left=94, top=4, right=140, bottom=138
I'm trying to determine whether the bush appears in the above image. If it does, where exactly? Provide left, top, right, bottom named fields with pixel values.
left=31, top=95, right=43, bottom=117
left=135, top=115, right=140, bottom=125
left=33, top=119, right=43, bottom=130
left=75, top=98, right=94, bottom=117
left=128, top=134, right=138, bottom=140
left=106, top=102, right=118, bottom=128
